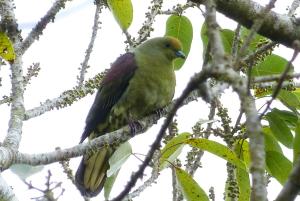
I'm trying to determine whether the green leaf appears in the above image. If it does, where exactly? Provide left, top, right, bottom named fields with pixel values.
left=233, top=140, right=251, bottom=168
left=159, top=132, right=190, bottom=170
left=165, top=15, right=193, bottom=70
left=10, top=164, right=44, bottom=180
left=278, top=89, right=300, bottom=111
left=107, top=0, right=133, bottom=31
left=185, top=139, right=247, bottom=170
left=266, top=112, right=294, bottom=148
left=0, top=32, right=15, bottom=62
left=266, top=151, right=292, bottom=185
left=235, top=168, right=250, bottom=201
left=200, top=23, right=209, bottom=58
left=233, top=141, right=250, bottom=201
left=240, top=27, right=268, bottom=52
left=251, top=54, right=293, bottom=77
left=220, top=29, right=235, bottom=54
left=175, top=167, right=209, bottom=201
left=107, top=141, right=132, bottom=177
left=293, top=121, right=300, bottom=164
left=262, top=127, right=283, bottom=153
left=200, top=23, right=235, bottom=56
left=270, top=108, right=298, bottom=127
left=104, top=170, right=120, bottom=200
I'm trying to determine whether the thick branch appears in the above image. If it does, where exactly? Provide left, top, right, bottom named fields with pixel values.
left=1, top=0, right=25, bottom=151
left=276, top=157, right=300, bottom=201
left=191, top=0, right=300, bottom=49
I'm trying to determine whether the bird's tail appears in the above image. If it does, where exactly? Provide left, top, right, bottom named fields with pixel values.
left=75, top=147, right=113, bottom=197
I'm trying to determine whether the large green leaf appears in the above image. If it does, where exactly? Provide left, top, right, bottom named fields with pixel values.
left=251, top=54, right=293, bottom=77
left=240, top=27, right=268, bottom=52
left=266, top=151, right=292, bottom=185
left=262, top=127, right=283, bottom=153
left=159, top=132, right=190, bottom=170
left=107, top=0, right=133, bottom=31
left=107, top=141, right=132, bottom=177
left=266, top=112, right=293, bottom=148
left=235, top=168, right=250, bottom=201
left=270, top=108, right=298, bottom=127
left=233, top=140, right=250, bottom=168
left=200, top=23, right=209, bottom=58
left=185, top=139, right=247, bottom=170
left=293, top=121, right=300, bottom=164
left=220, top=29, right=235, bottom=54
left=104, top=170, right=120, bottom=200
left=233, top=141, right=250, bottom=201
left=0, top=32, right=15, bottom=62
left=278, top=89, right=300, bottom=111
left=165, top=15, right=193, bottom=70
left=175, top=167, right=209, bottom=201
left=200, top=23, right=235, bottom=56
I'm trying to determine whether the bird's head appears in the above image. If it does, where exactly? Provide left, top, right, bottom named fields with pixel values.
left=137, top=36, right=186, bottom=61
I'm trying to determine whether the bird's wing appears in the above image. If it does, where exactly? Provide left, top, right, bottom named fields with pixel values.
left=80, top=52, right=137, bottom=142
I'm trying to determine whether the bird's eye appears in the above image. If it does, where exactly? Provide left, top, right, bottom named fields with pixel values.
left=165, top=43, right=171, bottom=48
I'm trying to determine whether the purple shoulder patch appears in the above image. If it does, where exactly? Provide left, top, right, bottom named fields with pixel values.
left=102, top=52, right=137, bottom=84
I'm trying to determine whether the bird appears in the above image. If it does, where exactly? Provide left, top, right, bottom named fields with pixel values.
left=75, top=36, right=185, bottom=197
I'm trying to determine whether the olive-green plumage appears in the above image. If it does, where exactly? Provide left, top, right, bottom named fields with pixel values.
left=75, top=36, right=185, bottom=197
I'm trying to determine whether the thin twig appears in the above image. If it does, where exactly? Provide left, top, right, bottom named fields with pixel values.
left=231, top=24, right=241, bottom=59
left=19, top=0, right=72, bottom=55
left=288, top=0, right=300, bottom=16
left=159, top=2, right=198, bottom=15
left=77, top=3, right=103, bottom=86
left=259, top=42, right=299, bottom=118
left=234, top=0, right=277, bottom=67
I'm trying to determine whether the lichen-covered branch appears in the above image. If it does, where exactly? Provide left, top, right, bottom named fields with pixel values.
left=1, top=0, right=25, bottom=151
left=4, top=90, right=200, bottom=168
left=204, top=1, right=266, bottom=200
left=275, top=156, right=300, bottom=201
left=24, top=72, right=105, bottom=120
left=77, top=2, right=103, bottom=86
left=19, top=0, right=72, bottom=55
left=0, top=63, right=41, bottom=105
left=159, top=1, right=198, bottom=15
left=126, top=0, right=163, bottom=48
left=191, top=0, right=300, bottom=49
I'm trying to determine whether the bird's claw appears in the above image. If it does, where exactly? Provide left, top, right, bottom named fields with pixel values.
left=155, top=108, right=165, bottom=118
left=129, top=121, right=143, bottom=136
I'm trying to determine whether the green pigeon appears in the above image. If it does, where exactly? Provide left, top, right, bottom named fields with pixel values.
left=75, top=36, right=185, bottom=197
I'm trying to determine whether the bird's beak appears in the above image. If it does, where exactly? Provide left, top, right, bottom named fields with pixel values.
left=175, top=50, right=186, bottom=59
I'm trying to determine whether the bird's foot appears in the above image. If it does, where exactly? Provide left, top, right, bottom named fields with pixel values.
left=129, top=121, right=143, bottom=136
left=154, top=108, right=166, bottom=118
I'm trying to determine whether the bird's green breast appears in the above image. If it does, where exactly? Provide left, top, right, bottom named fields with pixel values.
left=112, top=51, right=176, bottom=120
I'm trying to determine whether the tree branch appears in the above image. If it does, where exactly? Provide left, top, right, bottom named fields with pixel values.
left=0, top=0, right=25, bottom=151
left=204, top=1, right=266, bottom=200
left=191, top=0, right=300, bottom=49
left=1, top=90, right=201, bottom=168
left=24, top=72, right=105, bottom=120
left=19, top=0, right=72, bottom=55
left=275, top=157, right=300, bottom=201
left=77, top=2, right=103, bottom=86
